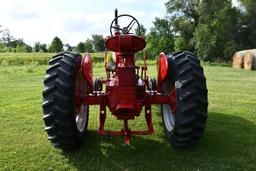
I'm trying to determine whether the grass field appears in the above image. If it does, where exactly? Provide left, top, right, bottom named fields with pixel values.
left=0, top=54, right=256, bottom=170
left=0, top=53, right=105, bottom=66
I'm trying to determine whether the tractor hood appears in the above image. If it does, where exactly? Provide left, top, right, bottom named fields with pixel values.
left=105, top=35, right=146, bottom=53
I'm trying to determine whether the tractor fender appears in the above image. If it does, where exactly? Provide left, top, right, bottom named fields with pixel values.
left=105, top=35, right=146, bottom=53
left=157, top=52, right=168, bottom=92
left=81, top=53, right=93, bottom=88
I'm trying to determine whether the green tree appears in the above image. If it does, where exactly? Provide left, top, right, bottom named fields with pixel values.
left=91, top=34, right=105, bottom=52
left=0, top=26, right=32, bottom=52
left=165, top=0, right=200, bottom=25
left=0, top=28, right=14, bottom=46
left=64, top=43, right=72, bottom=51
left=9, top=39, right=32, bottom=52
left=16, top=44, right=32, bottom=52
left=146, top=18, right=174, bottom=59
left=84, top=39, right=94, bottom=53
left=34, top=42, right=40, bottom=52
left=162, top=0, right=245, bottom=61
left=48, top=36, right=63, bottom=53
left=40, top=44, right=48, bottom=52
left=174, top=37, right=186, bottom=51
left=134, top=25, right=147, bottom=59
left=237, top=0, right=256, bottom=48
left=135, top=24, right=147, bottom=37
left=0, top=43, right=5, bottom=52
left=165, top=0, right=200, bottom=51
left=34, top=42, right=47, bottom=52
left=76, top=42, right=85, bottom=53
left=194, top=0, right=240, bottom=61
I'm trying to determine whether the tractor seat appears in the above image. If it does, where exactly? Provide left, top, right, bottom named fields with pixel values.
left=106, top=61, right=116, bottom=72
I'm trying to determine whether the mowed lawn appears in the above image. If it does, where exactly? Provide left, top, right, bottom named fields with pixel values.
left=0, top=60, right=256, bottom=170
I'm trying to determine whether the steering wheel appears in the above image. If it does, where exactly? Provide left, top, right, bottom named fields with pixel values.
left=110, top=14, right=140, bottom=36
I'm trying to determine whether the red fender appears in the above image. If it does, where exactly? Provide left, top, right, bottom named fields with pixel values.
left=157, top=52, right=168, bottom=92
left=81, top=53, right=93, bottom=89
left=105, top=35, right=146, bottom=53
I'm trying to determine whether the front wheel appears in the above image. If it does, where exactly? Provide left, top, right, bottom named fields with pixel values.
left=161, top=51, right=208, bottom=148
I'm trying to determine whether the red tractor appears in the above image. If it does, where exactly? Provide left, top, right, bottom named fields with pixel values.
left=42, top=10, right=208, bottom=150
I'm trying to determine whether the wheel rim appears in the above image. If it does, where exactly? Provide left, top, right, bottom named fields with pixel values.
left=162, top=104, right=175, bottom=132
left=76, top=105, right=88, bottom=132
left=162, top=75, right=176, bottom=132
left=74, top=72, right=88, bottom=133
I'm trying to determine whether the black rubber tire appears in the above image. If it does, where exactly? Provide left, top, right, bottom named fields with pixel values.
left=148, top=78, right=157, bottom=91
left=42, top=51, right=88, bottom=151
left=93, top=78, right=102, bottom=92
left=161, top=51, right=208, bottom=148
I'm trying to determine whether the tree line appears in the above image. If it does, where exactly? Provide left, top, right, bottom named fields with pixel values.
left=145, top=0, right=256, bottom=61
left=0, top=31, right=105, bottom=53
left=1, top=0, right=255, bottom=62
left=0, top=26, right=105, bottom=53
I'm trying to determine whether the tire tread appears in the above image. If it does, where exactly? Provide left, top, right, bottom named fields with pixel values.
left=162, top=51, right=208, bottom=148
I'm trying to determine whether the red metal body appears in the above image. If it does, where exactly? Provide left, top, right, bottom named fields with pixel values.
left=157, top=52, right=168, bottom=92
left=78, top=13, right=176, bottom=144
left=81, top=53, right=93, bottom=89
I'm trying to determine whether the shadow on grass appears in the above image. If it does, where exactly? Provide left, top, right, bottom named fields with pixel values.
left=63, top=112, right=256, bottom=170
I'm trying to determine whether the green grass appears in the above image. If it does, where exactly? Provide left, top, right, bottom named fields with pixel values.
left=0, top=52, right=105, bottom=66
left=0, top=56, right=256, bottom=170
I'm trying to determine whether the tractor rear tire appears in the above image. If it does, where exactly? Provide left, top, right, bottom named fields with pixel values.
left=42, top=52, right=89, bottom=151
left=161, top=51, right=208, bottom=148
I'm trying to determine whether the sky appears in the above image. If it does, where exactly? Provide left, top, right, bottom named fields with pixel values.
left=0, top=0, right=167, bottom=46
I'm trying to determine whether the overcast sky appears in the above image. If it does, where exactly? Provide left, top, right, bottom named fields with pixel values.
left=0, top=0, right=167, bottom=46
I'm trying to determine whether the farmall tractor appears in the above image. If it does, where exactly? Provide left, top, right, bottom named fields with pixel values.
left=42, top=10, right=208, bottom=150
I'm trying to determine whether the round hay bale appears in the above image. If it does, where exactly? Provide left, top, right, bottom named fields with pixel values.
left=244, top=52, right=254, bottom=70
left=248, top=50, right=256, bottom=70
left=232, top=52, right=245, bottom=69
left=232, top=49, right=256, bottom=69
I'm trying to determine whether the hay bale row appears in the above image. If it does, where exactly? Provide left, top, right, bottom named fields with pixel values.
left=232, top=49, right=256, bottom=70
